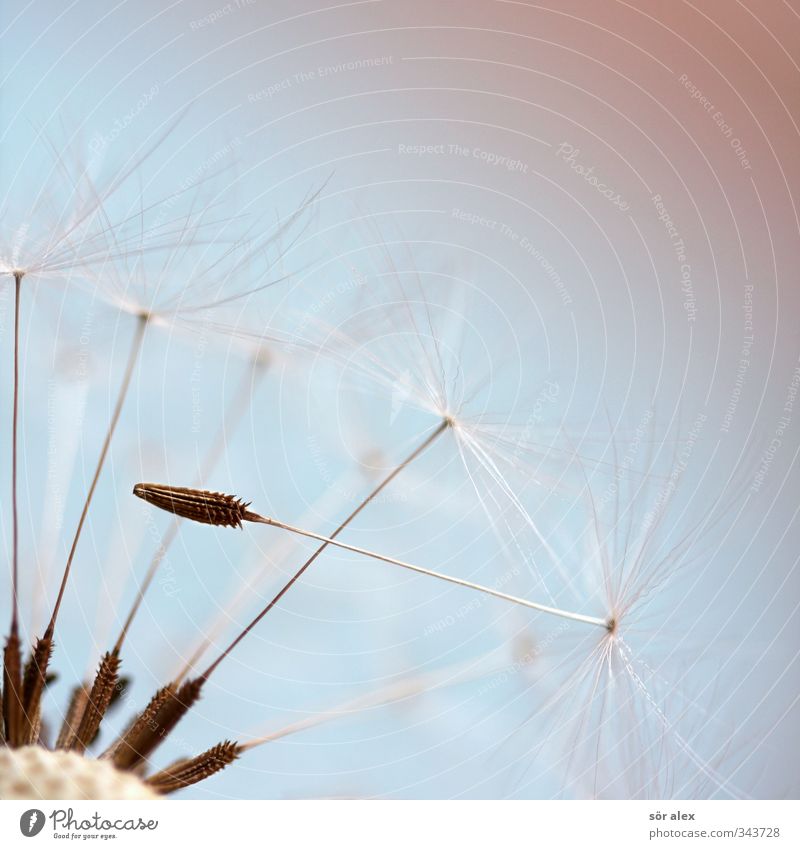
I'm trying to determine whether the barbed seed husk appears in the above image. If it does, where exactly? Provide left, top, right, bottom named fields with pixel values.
left=132, top=483, right=251, bottom=528
left=145, top=740, right=241, bottom=794
left=69, top=652, right=121, bottom=754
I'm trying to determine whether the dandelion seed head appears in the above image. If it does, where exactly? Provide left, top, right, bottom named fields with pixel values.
left=0, top=747, right=157, bottom=800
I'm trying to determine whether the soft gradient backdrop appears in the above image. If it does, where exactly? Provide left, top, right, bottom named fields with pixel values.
left=1, top=0, right=798, bottom=799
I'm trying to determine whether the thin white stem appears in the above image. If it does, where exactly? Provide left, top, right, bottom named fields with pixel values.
left=247, top=513, right=608, bottom=630
left=171, top=466, right=360, bottom=685
left=9, top=273, right=22, bottom=635
left=112, top=352, right=267, bottom=655
left=199, top=421, right=449, bottom=682
left=45, top=313, right=148, bottom=639
left=240, top=647, right=509, bottom=751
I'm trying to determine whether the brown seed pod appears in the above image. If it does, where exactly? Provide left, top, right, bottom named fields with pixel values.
left=132, top=483, right=251, bottom=528
left=145, top=741, right=241, bottom=794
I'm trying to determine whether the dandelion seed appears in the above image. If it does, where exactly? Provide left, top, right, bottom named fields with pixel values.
left=132, top=481, right=609, bottom=629
left=496, top=425, right=759, bottom=799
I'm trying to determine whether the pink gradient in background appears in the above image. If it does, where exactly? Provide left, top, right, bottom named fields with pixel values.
left=0, top=0, right=798, bottom=798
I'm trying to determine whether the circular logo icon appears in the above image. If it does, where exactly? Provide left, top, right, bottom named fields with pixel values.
left=19, top=809, right=46, bottom=837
